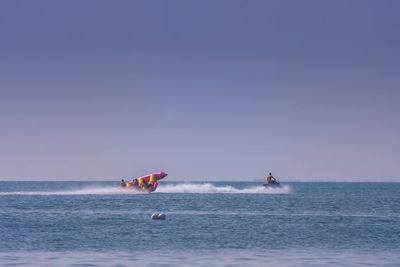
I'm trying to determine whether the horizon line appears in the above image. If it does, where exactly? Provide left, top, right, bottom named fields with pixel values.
left=0, top=179, right=399, bottom=183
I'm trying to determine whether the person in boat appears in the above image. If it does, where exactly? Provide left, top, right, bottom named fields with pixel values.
left=142, top=179, right=153, bottom=190
left=120, top=179, right=126, bottom=187
left=149, top=174, right=158, bottom=189
left=267, top=173, right=278, bottom=184
left=137, top=178, right=150, bottom=190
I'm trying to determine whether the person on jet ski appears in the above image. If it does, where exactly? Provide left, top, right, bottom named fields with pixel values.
left=120, top=179, right=126, bottom=187
left=267, top=173, right=278, bottom=184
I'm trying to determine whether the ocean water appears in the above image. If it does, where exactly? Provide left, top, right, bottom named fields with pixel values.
left=0, top=181, right=399, bottom=266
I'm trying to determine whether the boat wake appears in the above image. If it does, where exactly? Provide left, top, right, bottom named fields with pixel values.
left=157, top=183, right=290, bottom=194
left=0, top=187, right=141, bottom=195
left=0, top=183, right=290, bottom=195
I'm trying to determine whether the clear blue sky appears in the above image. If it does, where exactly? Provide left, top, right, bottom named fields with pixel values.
left=1, top=0, right=399, bottom=181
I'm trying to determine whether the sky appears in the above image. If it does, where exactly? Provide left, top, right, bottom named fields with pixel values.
left=1, top=0, right=399, bottom=181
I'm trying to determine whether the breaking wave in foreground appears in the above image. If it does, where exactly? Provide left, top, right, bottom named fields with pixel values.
left=0, top=183, right=290, bottom=195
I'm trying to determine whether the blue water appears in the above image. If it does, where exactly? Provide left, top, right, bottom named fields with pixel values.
left=1, top=181, right=399, bottom=266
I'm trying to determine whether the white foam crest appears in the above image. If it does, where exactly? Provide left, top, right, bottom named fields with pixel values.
left=157, top=183, right=290, bottom=194
left=0, top=187, right=143, bottom=195
left=0, top=184, right=290, bottom=195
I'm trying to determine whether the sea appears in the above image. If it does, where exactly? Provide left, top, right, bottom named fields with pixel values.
left=0, top=181, right=399, bottom=266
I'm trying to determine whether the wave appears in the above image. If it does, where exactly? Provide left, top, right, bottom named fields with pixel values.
left=0, top=183, right=290, bottom=195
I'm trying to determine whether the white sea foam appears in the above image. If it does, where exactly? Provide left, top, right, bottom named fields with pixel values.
left=0, top=187, right=143, bottom=195
left=157, top=183, right=290, bottom=194
left=0, top=183, right=290, bottom=195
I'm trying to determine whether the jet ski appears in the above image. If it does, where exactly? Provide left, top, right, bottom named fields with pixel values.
left=263, top=181, right=281, bottom=188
